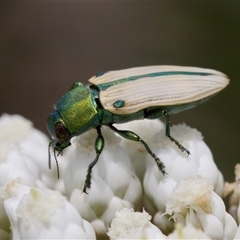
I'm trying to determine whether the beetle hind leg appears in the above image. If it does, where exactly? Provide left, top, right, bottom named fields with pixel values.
left=162, top=111, right=190, bottom=156
left=109, top=124, right=166, bottom=175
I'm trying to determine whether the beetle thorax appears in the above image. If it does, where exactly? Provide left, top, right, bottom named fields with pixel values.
left=56, top=85, right=99, bottom=136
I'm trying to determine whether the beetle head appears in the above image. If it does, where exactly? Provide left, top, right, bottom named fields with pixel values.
left=47, top=110, right=72, bottom=177
left=47, top=110, right=72, bottom=150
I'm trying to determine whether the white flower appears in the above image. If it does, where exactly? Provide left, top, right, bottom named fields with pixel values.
left=0, top=114, right=32, bottom=143
left=64, top=127, right=142, bottom=238
left=107, top=208, right=167, bottom=239
left=1, top=179, right=96, bottom=239
left=0, top=114, right=39, bottom=186
left=1, top=113, right=237, bottom=239
left=0, top=114, right=61, bottom=190
left=142, top=123, right=224, bottom=233
left=165, top=176, right=237, bottom=239
left=0, top=143, right=37, bottom=187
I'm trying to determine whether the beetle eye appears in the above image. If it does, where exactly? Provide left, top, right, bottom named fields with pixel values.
left=54, top=122, right=71, bottom=143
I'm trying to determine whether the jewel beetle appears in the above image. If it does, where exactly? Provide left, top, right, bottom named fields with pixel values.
left=47, top=65, right=229, bottom=193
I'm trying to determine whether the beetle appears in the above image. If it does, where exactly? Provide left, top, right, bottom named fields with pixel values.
left=47, top=65, right=229, bottom=193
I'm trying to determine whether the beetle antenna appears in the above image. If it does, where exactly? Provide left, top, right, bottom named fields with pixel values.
left=48, top=141, right=53, bottom=169
left=53, top=148, right=60, bottom=179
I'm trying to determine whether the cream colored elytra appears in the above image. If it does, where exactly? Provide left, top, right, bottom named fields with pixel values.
left=89, top=66, right=229, bottom=115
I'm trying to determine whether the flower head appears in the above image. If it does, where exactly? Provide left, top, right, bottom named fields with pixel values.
left=166, top=175, right=213, bottom=221
left=1, top=179, right=96, bottom=239
left=165, top=176, right=237, bottom=239
left=107, top=208, right=166, bottom=240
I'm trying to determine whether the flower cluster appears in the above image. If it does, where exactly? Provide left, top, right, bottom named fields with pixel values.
left=0, top=114, right=239, bottom=239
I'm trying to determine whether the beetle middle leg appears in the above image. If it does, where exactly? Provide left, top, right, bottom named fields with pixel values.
left=109, top=124, right=166, bottom=175
left=83, top=126, right=105, bottom=194
left=162, top=111, right=190, bottom=156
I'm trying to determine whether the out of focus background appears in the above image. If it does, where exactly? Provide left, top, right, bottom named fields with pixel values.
left=0, top=3, right=239, bottom=181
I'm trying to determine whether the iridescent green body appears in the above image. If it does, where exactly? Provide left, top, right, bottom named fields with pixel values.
left=47, top=65, right=229, bottom=193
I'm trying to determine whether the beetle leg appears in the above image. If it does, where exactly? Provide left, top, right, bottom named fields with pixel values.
left=162, top=111, right=190, bottom=156
left=109, top=124, right=166, bottom=175
left=83, top=126, right=105, bottom=194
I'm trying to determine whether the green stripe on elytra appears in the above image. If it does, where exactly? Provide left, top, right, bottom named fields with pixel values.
left=97, top=71, right=212, bottom=90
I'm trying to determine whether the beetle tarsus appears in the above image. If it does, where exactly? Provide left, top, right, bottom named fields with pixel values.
left=168, top=135, right=190, bottom=156
left=83, top=170, right=92, bottom=194
left=140, top=139, right=166, bottom=175
left=153, top=153, right=166, bottom=174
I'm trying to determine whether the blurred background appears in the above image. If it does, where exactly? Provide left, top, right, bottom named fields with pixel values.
left=0, top=2, right=239, bottom=181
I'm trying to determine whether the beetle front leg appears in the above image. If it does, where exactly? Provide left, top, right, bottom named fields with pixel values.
left=162, top=111, right=190, bottom=156
left=83, top=126, right=105, bottom=194
left=109, top=124, right=166, bottom=175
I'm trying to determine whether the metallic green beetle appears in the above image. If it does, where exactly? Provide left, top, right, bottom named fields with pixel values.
left=47, top=65, right=229, bottom=193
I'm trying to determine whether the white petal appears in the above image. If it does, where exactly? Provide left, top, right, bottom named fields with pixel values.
left=224, top=212, right=238, bottom=240
left=153, top=211, right=174, bottom=234
left=199, top=213, right=223, bottom=239
left=234, top=225, right=240, bottom=240
left=210, top=192, right=226, bottom=223
left=168, top=223, right=211, bottom=239
left=154, top=177, right=177, bottom=212
left=0, top=114, right=32, bottom=143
